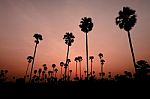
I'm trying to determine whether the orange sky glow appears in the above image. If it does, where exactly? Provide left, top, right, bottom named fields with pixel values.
left=0, top=0, right=150, bottom=81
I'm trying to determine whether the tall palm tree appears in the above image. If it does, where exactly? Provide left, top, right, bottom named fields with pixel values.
left=74, top=57, right=79, bottom=77
left=78, top=56, right=83, bottom=80
left=79, top=17, right=93, bottom=79
left=60, top=62, right=64, bottom=78
left=24, top=56, right=33, bottom=80
left=116, top=7, right=137, bottom=73
left=63, top=32, right=75, bottom=81
left=89, top=56, right=94, bottom=77
left=29, top=33, right=43, bottom=83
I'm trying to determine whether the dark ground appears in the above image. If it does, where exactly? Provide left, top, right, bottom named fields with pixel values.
left=0, top=79, right=150, bottom=98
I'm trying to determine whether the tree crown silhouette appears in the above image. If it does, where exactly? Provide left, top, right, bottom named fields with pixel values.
left=116, top=7, right=137, bottom=32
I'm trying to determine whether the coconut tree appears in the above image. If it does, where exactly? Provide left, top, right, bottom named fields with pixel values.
left=89, top=56, right=94, bottom=77
left=74, top=57, right=79, bottom=77
left=63, top=32, right=75, bottom=81
left=78, top=56, right=83, bottom=80
left=60, top=62, right=64, bottom=78
left=116, top=6, right=137, bottom=73
left=29, top=33, right=43, bottom=83
left=79, top=17, right=93, bottom=79
left=24, top=56, right=33, bottom=80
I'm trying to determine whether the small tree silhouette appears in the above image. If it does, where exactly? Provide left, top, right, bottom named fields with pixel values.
left=74, top=57, right=79, bottom=78
left=52, top=64, right=56, bottom=77
left=78, top=56, right=83, bottom=80
left=60, top=62, right=64, bottom=78
left=43, top=64, right=47, bottom=82
left=98, top=53, right=105, bottom=79
left=136, top=60, right=150, bottom=79
left=38, top=68, right=42, bottom=83
left=89, top=56, right=94, bottom=78
left=24, top=56, right=33, bottom=80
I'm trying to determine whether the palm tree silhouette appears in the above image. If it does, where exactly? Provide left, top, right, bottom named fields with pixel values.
left=54, top=68, right=58, bottom=78
left=52, top=64, right=56, bottom=77
left=24, top=56, right=33, bottom=80
left=60, top=62, right=64, bottom=78
left=63, top=32, right=75, bottom=81
left=100, top=59, right=105, bottom=79
left=74, top=57, right=79, bottom=78
left=78, top=56, right=83, bottom=80
left=84, top=70, right=87, bottom=80
left=29, top=33, right=43, bottom=83
left=38, top=68, right=42, bottom=83
left=136, top=60, right=150, bottom=78
left=98, top=53, right=105, bottom=79
left=79, top=17, right=93, bottom=79
left=43, top=64, right=47, bottom=82
left=116, top=7, right=137, bottom=73
left=89, top=56, right=94, bottom=78
left=69, top=70, right=72, bottom=81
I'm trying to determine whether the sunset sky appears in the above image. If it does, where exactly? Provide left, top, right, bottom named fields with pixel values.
left=0, top=0, right=150, bottom=81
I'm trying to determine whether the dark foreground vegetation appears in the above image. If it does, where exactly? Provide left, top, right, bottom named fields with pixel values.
left=0, top=77, right=150, bottom=98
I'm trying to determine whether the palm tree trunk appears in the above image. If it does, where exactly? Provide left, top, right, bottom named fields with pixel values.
left=91, top=60, right=92, bottom=77
left=38, top=73, right=41, bottom=83
left=80, top=62, right=81, bottom=80
left=61, top=67, right=62, bottom=78
left=86, top=32, right=89, bottom=80
left=24, top=62, right=30, bottom=80
left=65, top=45, right=69, bottom=81
left=127, top=31, right=137, bottom=73
left=101, top=64, right=103, bottom=79
left=55, top=72, right=56, bottom=78
left=70, top=72, right=72, bottom=81
left=75, top=61, right=77, bottom=77
left=68, top=65, right=69, bottom=78
left=53, top=68, right=55, bottom=77
left=29, top=43, right=38, bottom=83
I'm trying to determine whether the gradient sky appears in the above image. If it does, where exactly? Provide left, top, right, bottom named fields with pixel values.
left=0, top=0, right=150, bottom=81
